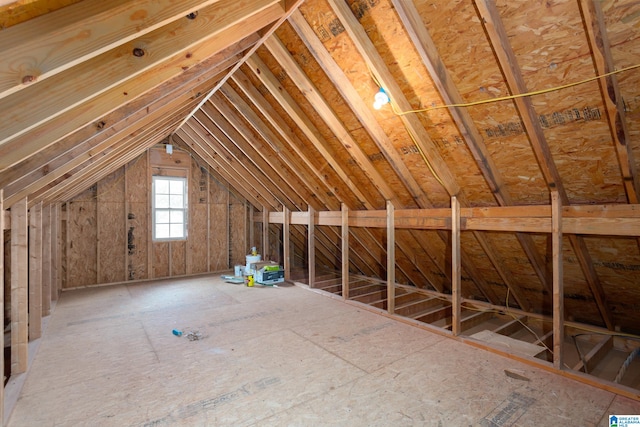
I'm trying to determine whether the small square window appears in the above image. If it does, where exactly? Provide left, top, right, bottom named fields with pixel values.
left=152, top=176, right=187, bottom=241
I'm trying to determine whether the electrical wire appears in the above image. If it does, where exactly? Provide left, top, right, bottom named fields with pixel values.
left=391, top=63, right=640, bottom=116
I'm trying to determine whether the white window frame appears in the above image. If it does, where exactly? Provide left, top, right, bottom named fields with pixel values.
left=152, top=176, right=188, bottom=241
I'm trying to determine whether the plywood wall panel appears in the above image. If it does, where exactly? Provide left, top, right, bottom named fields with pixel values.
left=189, top=161, right=209, bottom=274
left=153, top=242, right=169, bottom=278
left=66, top=192, right=97, bottom=288
left=229, top=201, right=247, bottom=267
left=209, top=177, right=229, bottom=272
left=171, top=241, right=186, bottom=276
left=126, top=154, right=149, bottom=281
left=97, top=168, right=126, bottom=284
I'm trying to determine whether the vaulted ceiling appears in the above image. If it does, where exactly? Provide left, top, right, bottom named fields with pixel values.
left=1, top=0, right=640, bottom=333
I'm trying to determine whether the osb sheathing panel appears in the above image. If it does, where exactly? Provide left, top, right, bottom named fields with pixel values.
left=349, top=0, right=494, bottom=205
left=297, top=0, right=452, bottom=208
left=584, top=236, right=640, bottom=333
left=209, top=176, right=229, bottom=272
left=275, top=21, right=417, bottom=209
left=97, top=168, right=126, bottom=284
left=66, top=193, right=97, bottom=288
left=497, top=0, right=626, bottom=203
left=171, top=241, right=186, bottom=276
left=229, top=201, right=246, bottom=267
left=126, top=154, right=149, bottom=281
left=189, top=160, right=209, bottom=274
left=153, top=242, right=169, bottom=278
left=482, top=232, right=548, bottom=311
left=414, top=0, right=549, bottom=205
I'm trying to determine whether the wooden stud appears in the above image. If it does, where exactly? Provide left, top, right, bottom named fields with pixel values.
left=262, top=208, right=269, bottom=261
left=386, top=201, right=395, bottom=315
left=579, top=0, right=640, bottom=204
left=28, top=202, right=43, bottom=340
left=451, top=196, right=461, bottom=336
left=342, top=203, right=349, bottom=300
left=573, top=335, right=613, bottom=374
left=308, top=204, right=315, bottom=287
left=11, top=197, right=28, bottom=374
left=41, top=204, right=52, bottom=315
left=283, top=205, right=290, bottom=280
left=51, top=203, right=60, bottom=300
left=552, top=190, right=564, bottom=370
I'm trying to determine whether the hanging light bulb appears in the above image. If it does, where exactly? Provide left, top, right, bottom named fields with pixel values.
left=373, top=87, right=390, bottom=110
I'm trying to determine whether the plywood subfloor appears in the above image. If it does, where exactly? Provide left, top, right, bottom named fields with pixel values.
left=8, top=275, right=640, bottom=426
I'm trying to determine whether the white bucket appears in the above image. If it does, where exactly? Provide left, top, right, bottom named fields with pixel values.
left=246, top=254, right=261, bottom=264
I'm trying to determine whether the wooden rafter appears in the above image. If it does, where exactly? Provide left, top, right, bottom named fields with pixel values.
left=0, top=0, right=231, bottom=100
left=197, top=104, right=304, bottom=210
left=474, top=0, right=615, bottom=330
left=324, top=0, right=504, bottom=304
left=0, top=37, right=248, bottom=190
left=0, top=2, right=280, bottom=170
left=579, top=0, right=640, bottom=204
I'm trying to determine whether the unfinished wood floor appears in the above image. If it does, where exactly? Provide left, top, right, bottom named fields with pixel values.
left=8, top=275, right=640, bottom=426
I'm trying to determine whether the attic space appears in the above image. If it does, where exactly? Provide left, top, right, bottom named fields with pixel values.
left=1, top=0, right=640, bottom=423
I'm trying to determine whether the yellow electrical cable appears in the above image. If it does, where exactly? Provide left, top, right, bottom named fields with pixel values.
left=392, top=62, right=640, bottom=116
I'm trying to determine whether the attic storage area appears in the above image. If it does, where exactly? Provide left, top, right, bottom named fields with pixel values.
left=1, top=0, right=640, bottom=424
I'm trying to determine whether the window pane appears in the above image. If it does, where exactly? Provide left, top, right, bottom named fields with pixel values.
left=170, top=223, right=184, bottom=238
left=169, top=180, right=184, bottom=195
left=169, top=195, right=183, bottom=208
left=156, top=224, right=170, bottom=239
left=156, top=194, right=169, bottom=209
left=170, top=210, right=183, bottom=223
left=156, top=210, right=170, bottom=224
left=155, top=179, right=169, bottom=194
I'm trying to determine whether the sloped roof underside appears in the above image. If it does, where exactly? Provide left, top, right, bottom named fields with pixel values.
left=1, top=0, right=639, bottom=336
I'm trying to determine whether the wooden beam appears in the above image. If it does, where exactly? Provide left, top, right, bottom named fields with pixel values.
left=552, top=191, right=564, bottom=370
left=451, top=196, right=461, bottom=336
left=283, top=205, right=290, bottom=280
left=474, top=0, right=614, bottom=329
left=579, top=0, right=640, bottom=204
left=175, top=0, right=305, bottom=130
left=264, top=34, right=396, bottom=204
left=41, top=204, right=52, bottom=315
left=386, top=201, right=395, bottom=315
left=308, top=204, right=315, bottom=288
left=262, top=208, right=270, bottom=261
left=0, top=0, right=231, bottom=100
left=51, top=203, right=61, bottom=300
left=174, top=130, right=265, bottom=209
left=573, top=335, right=613, bottom=374
left=245, top=54, right=371, bottom=209
left=289, top=9, right=432, bottom=208
left=0, top=50, right=242, bottom=203
left=28, top=202, right=43, bottom=340
left=11, top=197, right=28, bottom=374
left=210, top=93, right=316, bottom=209
left=203, top=99, right=307, bottom=209
left=230, top=69, right=347, bottom=209
left=326, top=0, right=459, bottom=198
left=341, top=203, right=349, bottom=300
left=0, top=2, right=278, bottom=171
